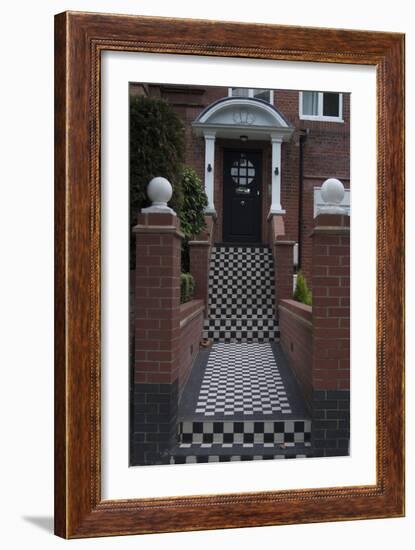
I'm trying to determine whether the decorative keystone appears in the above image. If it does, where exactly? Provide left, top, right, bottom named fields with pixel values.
left=317, top=178, right=348, bottom=215
left=141, top=176, right=176, bottom=214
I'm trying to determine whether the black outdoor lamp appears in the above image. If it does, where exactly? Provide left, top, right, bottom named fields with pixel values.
left=274, top=167, right=279, bottom=176
left=207, top=164, right=212, bottom=172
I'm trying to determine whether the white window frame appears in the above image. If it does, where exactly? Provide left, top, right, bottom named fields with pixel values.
left=299, top=91, right=344, bottom=122
left=228, top=87, right=274, bottom=104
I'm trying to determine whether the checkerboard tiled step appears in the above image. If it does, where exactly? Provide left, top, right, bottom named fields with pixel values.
left=203, top=246, right=279, bottom=343
left=177, top=419, right=311, bottom=446
left=170, top=445, right=312, bottom=464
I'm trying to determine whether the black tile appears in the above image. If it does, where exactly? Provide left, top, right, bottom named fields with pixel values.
left=224, top=433, right=234, bottom=444
left=234, top=422, right=244, bottom=433
left=213, top=422, right=224, bottom=433
left=254, top=422, right=264, bottom=433
left=193, top=422, right=203, bottom=433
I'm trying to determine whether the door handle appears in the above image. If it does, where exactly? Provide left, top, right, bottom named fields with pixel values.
left=240, top=201, right=245, bottom=206
left=257, top=190, right=260, bottom=196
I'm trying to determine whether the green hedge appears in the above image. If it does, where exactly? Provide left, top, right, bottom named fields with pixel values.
left=130, top=95, right=185, bottom=268
left=293, top=271, right=312, bottom=306
left=129, top=96, right=208, bottom=275
left=180, top=273, right=195, bottom=304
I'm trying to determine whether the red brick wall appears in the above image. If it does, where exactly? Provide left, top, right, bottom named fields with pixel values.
left=189, top=215, right=215, bottom=310
left=311, top=215, right=350, bottom=391
left=268, top=215, right=295, bottom=311
left=279, top=299, right=313, bottom=406
left=278, top=215, right=350, bottom=403
left=134, top=213, right=182, bottom=385
left=178, top=300, right=204, bottom=396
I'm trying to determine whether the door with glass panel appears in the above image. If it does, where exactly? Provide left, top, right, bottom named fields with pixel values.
left=223, top=150, right=262, bottom=243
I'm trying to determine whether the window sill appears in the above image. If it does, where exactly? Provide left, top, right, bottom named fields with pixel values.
left=299, top=115, right=344, bottom=123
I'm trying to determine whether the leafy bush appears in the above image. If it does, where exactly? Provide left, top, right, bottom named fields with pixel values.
left=293, top=271, right=312, bottom=306
left=179, top=168, right=208, bottom=272
left=180, top=273, right=195, bottom=304
left=130, top=95, right=185, bottom=267
left=178, top=168, right=208, bottom=238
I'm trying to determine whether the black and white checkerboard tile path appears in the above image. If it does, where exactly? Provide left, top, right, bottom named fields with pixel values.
left=203, top=246, right=279, bottom=343
left=193, top=342, right=291, bottom=416
left=178, top=419, right=311, bottom=447
left=170, top=452, right=310, bottom=464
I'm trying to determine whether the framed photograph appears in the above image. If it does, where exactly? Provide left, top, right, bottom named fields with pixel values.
left=54, top=11, right=405, bottom=538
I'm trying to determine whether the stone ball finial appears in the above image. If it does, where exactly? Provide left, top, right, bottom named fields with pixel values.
left=318, top=178, right=347, bottom=215
left=141, top=176, right=175, bottom=214
left=321, top=178, right=345, bottom=205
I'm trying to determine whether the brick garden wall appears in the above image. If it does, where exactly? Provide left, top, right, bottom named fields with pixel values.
left=189, top=215, right=215, bottom=310
left=131, top=212, right=183, bottom=465
left=279, top=299, right=313, bottom=407
left=311, top=214, right=350, bottom=456
left=277, top=213, right=350, bottom=457
left=131, top=211, right=206, bottom=465
left=267, top=215, right=295, bottom=319
left=178, top=299, right=204, bottom=398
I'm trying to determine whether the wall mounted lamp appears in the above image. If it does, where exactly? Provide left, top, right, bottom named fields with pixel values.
left=274, top=167, right=279, bottom=176
left=207, top=164, right=212, bottom=173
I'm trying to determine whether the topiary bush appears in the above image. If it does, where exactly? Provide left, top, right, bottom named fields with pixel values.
left=130, top=95, right=185, bottom=267
left=293, top=271, right=312, bottom=306
left=178, top=168, right=208, bottom=272
left=180, top=273, right=195, bottom=304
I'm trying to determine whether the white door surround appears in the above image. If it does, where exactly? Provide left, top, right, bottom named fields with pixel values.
left=192, top=97, right=294, bottom=217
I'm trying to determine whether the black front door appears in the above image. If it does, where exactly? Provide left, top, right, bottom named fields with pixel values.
left=223, top=150, right=262, bottom=243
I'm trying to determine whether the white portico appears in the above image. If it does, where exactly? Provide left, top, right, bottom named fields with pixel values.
left=192, top=97, right=294, bottom=218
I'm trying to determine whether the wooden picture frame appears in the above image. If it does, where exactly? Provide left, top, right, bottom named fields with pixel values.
left=54, top=11, right=405, bottom=538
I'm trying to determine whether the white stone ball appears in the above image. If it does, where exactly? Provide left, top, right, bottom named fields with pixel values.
left=321, top=178, right=345, bottom=205
left=147, top=177, right=173, bottom=205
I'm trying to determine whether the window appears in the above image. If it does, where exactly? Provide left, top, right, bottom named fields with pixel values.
left=231, top=157, right=256, bottom=186
left=228, top=88, right=274, bottom=104
left=300, top=91, right=343, bottom=122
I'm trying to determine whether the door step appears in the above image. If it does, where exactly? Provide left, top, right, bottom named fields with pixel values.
left=170, top=444, right=312, bottom=464
left=177, top=419, right=311, bottom=446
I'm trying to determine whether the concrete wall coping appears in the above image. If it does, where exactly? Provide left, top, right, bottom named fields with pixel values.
left=179, top=299, right=205, bottom=329
left=279, top=299, right=313, bottom=326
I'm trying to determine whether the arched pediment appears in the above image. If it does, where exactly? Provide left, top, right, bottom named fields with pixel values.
left=192, top=97, right=293, bottom=141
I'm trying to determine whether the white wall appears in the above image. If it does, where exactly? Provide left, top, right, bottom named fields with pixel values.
left=0, top=0, right=412, bottom=548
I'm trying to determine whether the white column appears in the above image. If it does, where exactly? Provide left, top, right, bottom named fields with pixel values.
left=203, top=131, right=216, bottom=214
left=269, top=136, right=285, bottom=215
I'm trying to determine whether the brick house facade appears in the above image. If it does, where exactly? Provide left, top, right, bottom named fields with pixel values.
left=131, top=83, right=350, bottom=285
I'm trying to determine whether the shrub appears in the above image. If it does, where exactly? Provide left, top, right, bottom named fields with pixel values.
left=180, top=273, right=195, bottom=304
left=293, top=271, right=312, bottom=306
left=178, top=168, right=208, bottom=239
left=178, top=168, right=208, bottom=272
left=130, top=95, right=185, bottom=267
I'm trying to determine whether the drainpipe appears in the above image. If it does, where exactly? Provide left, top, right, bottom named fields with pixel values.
left=297, top=129, right=309, bottom=271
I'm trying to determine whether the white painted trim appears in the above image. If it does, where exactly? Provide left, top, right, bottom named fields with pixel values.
left=228, top=87, right=274, bottom=104
left=198, top=97, right=288, bottom=127
left=203, top=131, right=216, bottom=214
left=299, top=91, right=344, bottom=123
left=270, top=136, right=283, bottom=213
